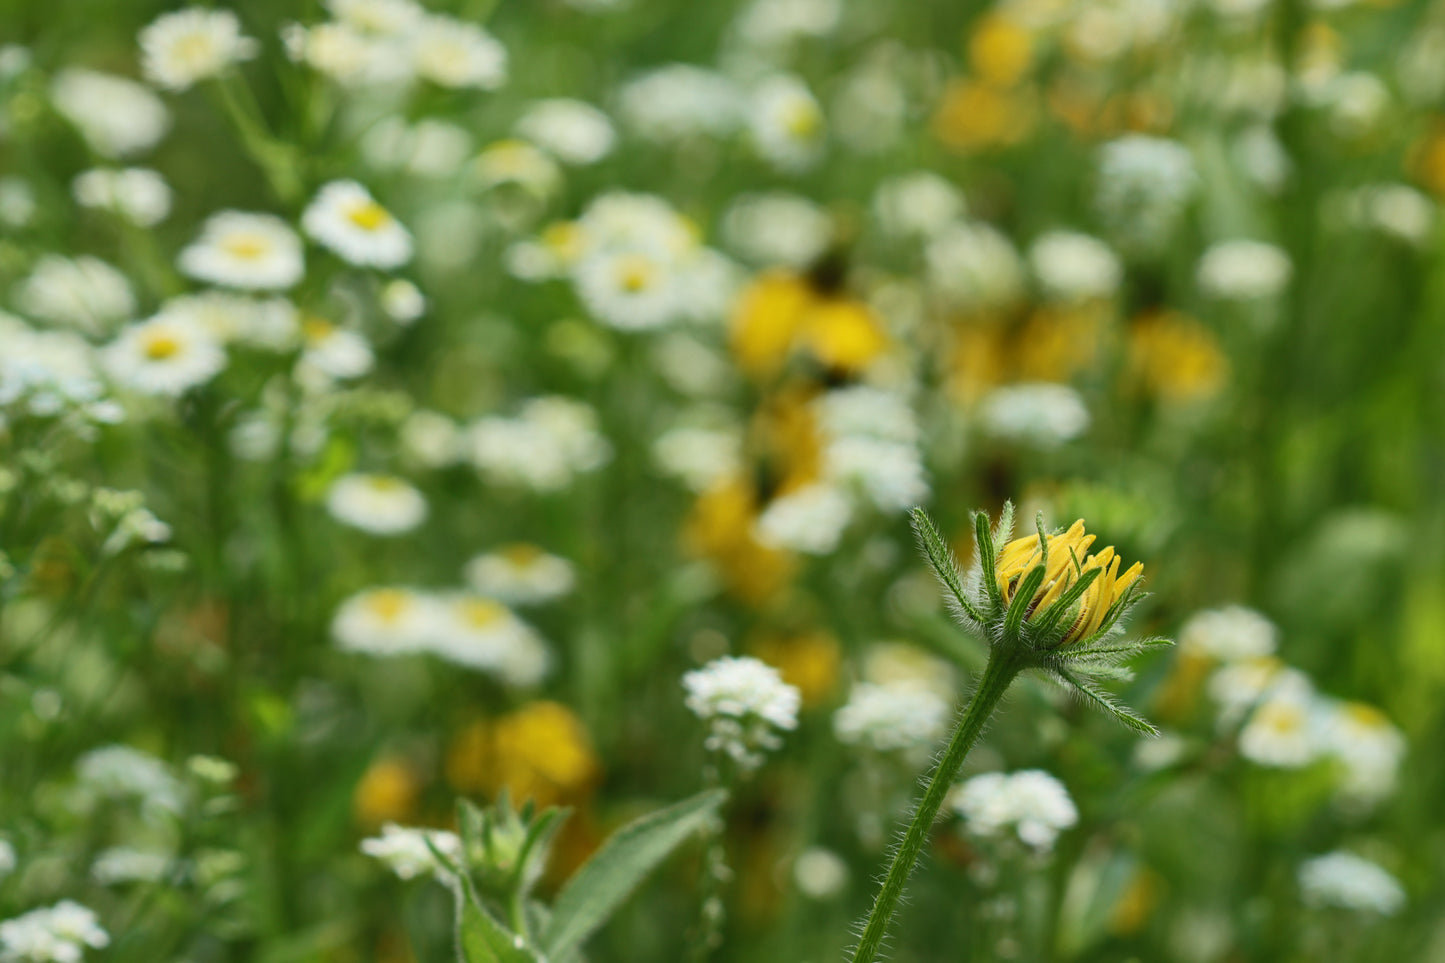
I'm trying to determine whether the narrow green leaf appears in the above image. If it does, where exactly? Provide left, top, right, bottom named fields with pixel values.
left=909, top=508, right=985, bottom=624
left=455, top=879, right=539, bottom=963
left=512, top=807, right=570, bottom=902
left=542, top=789, right=728, bottom=959
left=973, top=510, right=1003, bottom=615
left=1003, top=564, right=1045, bottom=640
left=1056, top=667, right=1159, bottom=736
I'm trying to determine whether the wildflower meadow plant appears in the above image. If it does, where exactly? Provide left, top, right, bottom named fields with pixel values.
left=850, top=505, right=1166, bottom=963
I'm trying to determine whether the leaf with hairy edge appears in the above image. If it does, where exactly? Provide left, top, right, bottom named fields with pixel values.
left=542, top=789, right=727, bottom=959
left=455, top=878, right=539, bottom=963
left=909, top=508, right=985, bottom=624
left=1057, top=666, right=1159, bottom=736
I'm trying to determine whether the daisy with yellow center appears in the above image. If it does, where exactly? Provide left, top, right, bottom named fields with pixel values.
left=179, top=210, right=305, bottom=290
left=103, top=312, right=226, bottom=397
left=302, top=179, right=413, bottom=269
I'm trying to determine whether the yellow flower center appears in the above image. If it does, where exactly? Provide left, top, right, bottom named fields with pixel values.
left=458, top=598, right=508, bottom=629
left=364, top=589, right=412, bottom=623
left=142, top=333, right=182, bottom=361
left=784, top=102, right=822, bottom=139
left=347, top=200, right=392, bottom=232
left=1255, top=701, right=1306, bottom=736
left=221, top=233, right=271, bottom=261
left=302, top=316, right=335, bottom=342
left=615, top=255, right=657, bottom=293
left=501, top=543, right=543, bottom=567
left=365, top=475, right=405, bottom=492
left=174, top=33, right=218, bottom=67
left=1343, top=702, right=1389, bottom=730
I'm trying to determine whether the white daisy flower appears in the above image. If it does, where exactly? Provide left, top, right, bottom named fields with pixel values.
left=302, top=180, right=412, bottom=269
left=297, top=318, right=374, bottom=382
left=1318, top=700, right=1406, bottom=807
left=1298, top=852, right=1404, bottom=915
left=325, top=473, right=428, bottom=535
left=0, top=319, right=103, bottom=414
left=409, top=15, right=506, bottom=89
left=574, top=249, right=684, bottom=330
left=515, top=98, right=616, bottom=165
left=748, top=74, right=826, bottom=172
left=652, top=423, right=743, bottom=492
left=103, top=314, right=226, bottom=396
left=1238, top=688, right=1322, bottom=768
left=468, top=397, right=610, bottom=491
left=331, top=587, right=444, bottom=656
left=328, top=0, right=424, bottom=36
left=72, top=168, right=172, bottom=226
left=464, top=545, right=576, bottom=605
left=50, top=68, right=170, bottom=157
left=284, top=21, right=403, bottom=88
left=360, top=823, right=461, bottom=881
left=431, top=595, right=551, bottom=685
left=952, top=770, right=1078, bottom=852
left=399, top=409, right=461, bottom=468
left=1179, top=605, right=1278, bottom=662
left=180, top=211, right=305, bottom=290
left=14, top=255, right=135, bottom=334
left=139, top=8, right=258, bottom=91
left=160, top=291, right=298, bottom=351
left=618, top=64, right=743, bottom=142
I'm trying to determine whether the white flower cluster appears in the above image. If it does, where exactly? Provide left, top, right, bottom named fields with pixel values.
left=0, top=315, right=109, bottom=420
left=331, top=587, right=551, bottom=687
left=49, top=69, right=170, bottom=158
left=1298, top=851, right=1405, bottom=915
left=1196, top=239, right=1293, bottom=302
left=951, top=769, right=1078, bottom=852
left=977, top=383, right=1091, bottom=448
left=1027, top=231, right=1123, bottom=303
left=722, top=192, right=833, bottom=268
left=468, top=396, right=611, bottom=491
left=72, top=168, right=171, bottom=226
left=833, top=682, right=949, bottom=755
left=925, top=221, right=1026, bottom=314
left=683, top=656, right=801, bottom=771
left=284, top=0, right=506, bottom=92
left=1095, top=135, right=1198, bottom=255
left=73, top=745, right=186, bottom=819
left=1189, top=605, right=1406, bottom=807
left=14, top=255, right=135, bottom=334
left=751, top=386, right=929, bottom=557
left=360, top=823, right=463, bottom=881
left=0, top=902, right=108, bottom=963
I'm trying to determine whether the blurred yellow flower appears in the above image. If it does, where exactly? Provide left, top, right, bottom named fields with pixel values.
left=446, top=701, right=599, bottom=808
left=729, top=270, right=889, bottom=379
left=967, top=14, right=1034, bottom=89
left=933, top=79, right=1037, bottom=153
left=751, top=629, right=841, bottom=707
left=685, top=477, right=797, bottom=605
left=1127, top=310, right=1228, bottom=403
left=1014, top=305, right=1108, bottom=382
left=353, top=757, right=421, bottom=828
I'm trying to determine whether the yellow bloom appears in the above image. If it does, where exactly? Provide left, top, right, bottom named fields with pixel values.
left=353, top=757, right=421, bottom=828
left=995, top=520, right=1144, bottom=645
left=445, top=701, right=599, bottom=808
left=933, top=79, right=1036, bottom=154
left=729, top=270, right=889, bottom=379
left=967, top=14, right=1034, bottom=89
left=684, top=477, right=797, bottom=605
left=1127, top=310, right=1228, bottom=403
left=750, top=629, right=841, bottom=707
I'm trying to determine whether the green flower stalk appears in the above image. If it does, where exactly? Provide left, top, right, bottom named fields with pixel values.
left=850, top=504, right=1169, bottom=963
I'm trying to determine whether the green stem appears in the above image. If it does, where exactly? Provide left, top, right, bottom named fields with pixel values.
left=850, top=647, right=1021, bottom=963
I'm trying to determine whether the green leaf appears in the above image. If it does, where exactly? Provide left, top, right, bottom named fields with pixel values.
left=973, top=509, right=1003, bottom=615
left=455, top=878, right=540, bottom=963
left=909, top=508, right=985, bottom=624
left=1003, top=563, right=1045, bottom=640
left=542, top=789, right=727, bottom=959
left=1056, top=666, right=1159, bottom=736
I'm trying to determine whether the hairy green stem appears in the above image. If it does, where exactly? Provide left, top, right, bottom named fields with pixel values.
left=850, top=648, right=1021, bottom=963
